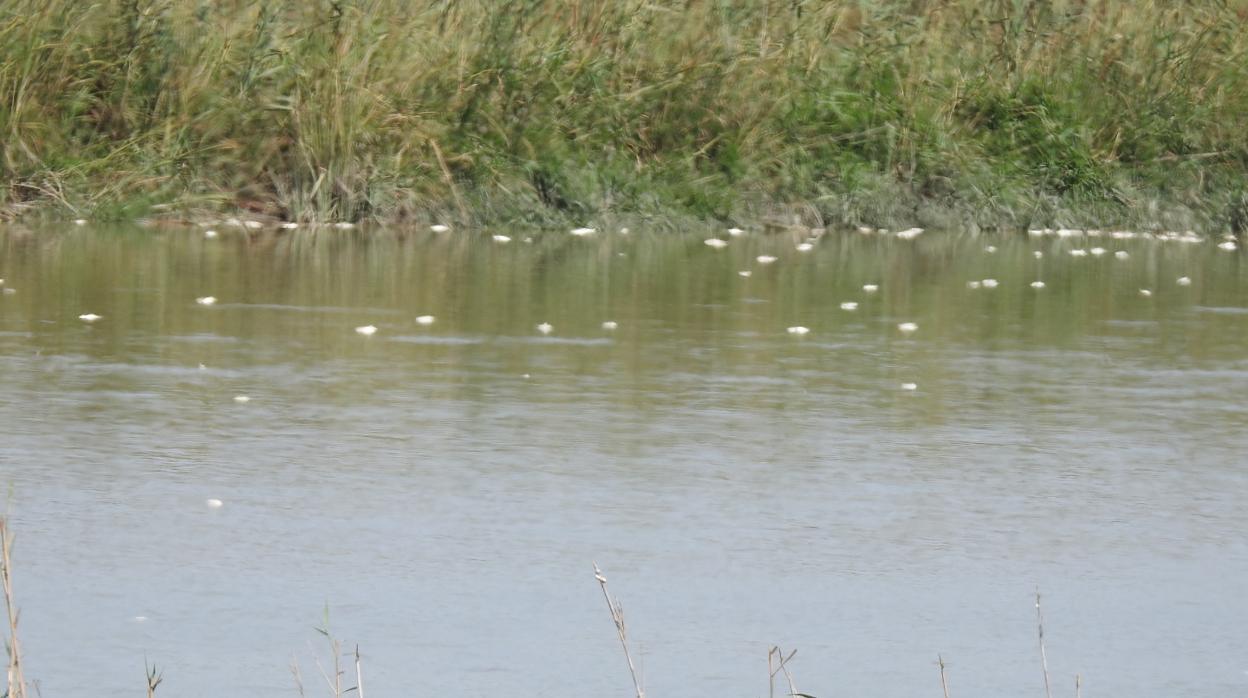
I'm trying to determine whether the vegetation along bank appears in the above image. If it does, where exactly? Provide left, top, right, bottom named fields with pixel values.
left=2, top=0, right=1248, bottom=232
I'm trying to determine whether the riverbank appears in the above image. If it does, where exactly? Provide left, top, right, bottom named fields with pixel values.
left=3, top=1, right=1248, bottom=232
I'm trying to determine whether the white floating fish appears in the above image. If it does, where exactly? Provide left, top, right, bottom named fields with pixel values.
left=279, top=222, right=299, bottom=230
left=1114, top=250, right=1130, bottom=260
left=78, top=313, right=102, bottom=322
left=1218, top=241, right=1238, bottom=251
left=205, top=498, right=224, bottom=508
left=984, top=245, right=997, bottom=253
left=897, top=322, right=918, bottom=334
left=232, top=395, right=250, bottom=403
left=430, top=224, right=450, bottom=233
left=1176, top=276, right=1192, bottom=286
left=196, top=296, right=216, bottom=306
left=895, top=227, right=924, bottom=240
left=704, top=238, right=729, bottom=249
left=415, top=315, right=436, bottom=325
left=204, top=230, right=219, bottom=239
left=840, top=301, right=859, bottom=311
left=536, top=322, right=553, bottom=335
left=756, top=255, right=778, bottom=265
left=355, top=325, right=378, bottom=336
left=738, top=270, right=753, bottom=278
left=1138, top=289, right=1152, bottom=297
left=856, top=226, right=875, bottom=234
left=795, top=242, right=814, bottom=252
left=863, top=284, right=879, bottom=293
left=1030, top=281, right=1046, bottom=289
left=601, top=321, right=618, bottom=330
left=1070, top=249, right=1089, bottom=257
left=570, top=227, right=597, bottom=236
left=1090, top=247, right=1107, bottom=256
left=966, top=280, right=981, bottom=289
left=334, top=222, right=356, bottom=230
left=73, top=219, right=87, bottom=226
left=492, top=234, right=512, bottom=243
left=727, top=227, right=745, bottom=236
left=900, top=382, right=918, bottom=391
left=1033, top=251, right=1044, bottom=258
left=982, top=279, right=999, bottom=288
left=243, top=220, right=264, bottom=230
left=618, top=228, right=630, bottom=235
left=786, top=326, right=810, bottom=335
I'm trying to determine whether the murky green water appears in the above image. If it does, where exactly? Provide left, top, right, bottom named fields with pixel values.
left=1, top=224, right=1246, bottom=697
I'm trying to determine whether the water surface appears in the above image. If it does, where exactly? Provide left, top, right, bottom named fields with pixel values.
left=1, top=224, right=1246, bottom=697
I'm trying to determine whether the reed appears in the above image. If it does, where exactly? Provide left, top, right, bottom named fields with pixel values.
left=1036, top=590, right=1052, bottom=698
left=145, top=660, right=163, bottom=698
left=938, top=653, right=951, bottom=698
left=593, top=563, right=644, bottom=698
left=767, top=645, right=801, bottom=698
left=1, top=517, right=27, bottom=698
left=2, top=0, right=1246, bottom=230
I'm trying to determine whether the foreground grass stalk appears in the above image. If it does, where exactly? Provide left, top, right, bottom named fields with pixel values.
left=301, top=616, right=363, bottom=698
left=593, top=563, right=644, bottom=698
left=353, top=645, right=363, bottom=698
left=1, top=517, right=27, bottom=698
left=1036, top=590, right=1052, bottom=698
left=145, top=659, right=163, bottom=698
left=938, top=653, right=951, bottom=698
left=767, top=646, right=800, bottom=698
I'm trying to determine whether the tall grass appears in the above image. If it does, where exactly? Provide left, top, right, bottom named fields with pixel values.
left=2, top=0, right=1247, bottom=229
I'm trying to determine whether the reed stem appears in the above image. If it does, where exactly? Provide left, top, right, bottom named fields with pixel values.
left=1, top=517, right=27, bottom=698
left=593, top=563, right=644, bottom=698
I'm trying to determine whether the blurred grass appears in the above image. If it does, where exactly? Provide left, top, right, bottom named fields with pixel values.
left=2, top=0, right=1248, bottom=230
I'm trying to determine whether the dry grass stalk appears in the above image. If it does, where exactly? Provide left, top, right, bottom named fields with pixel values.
left=313, top=635, right=343, bottom=698
left=767, top=646, right=801, bottom=698
left=353, top=645, right=364, bottom=698
left=768, top=648, right=776, bottom=698
left=291, top=657, right=307, bottom=698
left=1075, top=673, right=1082, bottom=698
left=301, top=621, right=363, bottom=698
left=1, top=517, right=27, bottom=698
left=938, top=653, right=951, bottom=698
left=145, top=659, right=163, bottom=698
left=1035, top=591, right=1052, bottom=698
left=593, top=563, right=644, bottom=698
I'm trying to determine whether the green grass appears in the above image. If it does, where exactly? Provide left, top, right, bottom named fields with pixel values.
left=2, top=0, right=1248, bottom=231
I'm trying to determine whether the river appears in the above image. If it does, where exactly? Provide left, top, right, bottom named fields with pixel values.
left=1, top=223, right=1245, bottom=697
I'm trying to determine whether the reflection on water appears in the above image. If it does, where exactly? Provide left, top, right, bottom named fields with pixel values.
left=1, top=225, right=1246, bottom=698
